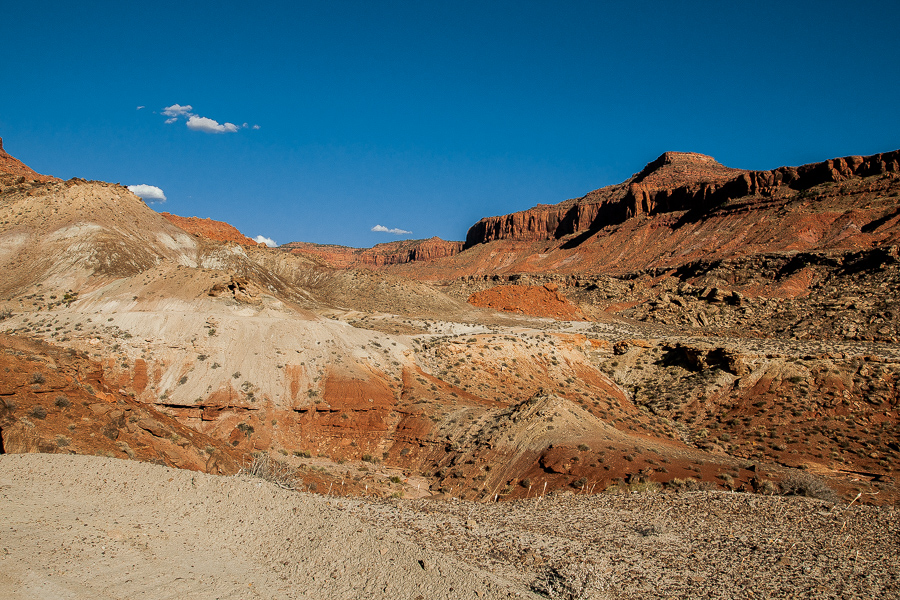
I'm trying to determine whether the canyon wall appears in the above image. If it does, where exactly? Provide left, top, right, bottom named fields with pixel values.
left=465, top=150, right=900, bottom=247
left=284, top=236, right=464, bottom=268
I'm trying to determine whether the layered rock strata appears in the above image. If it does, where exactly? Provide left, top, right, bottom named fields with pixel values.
left=466, top=150, right=900, bottom=246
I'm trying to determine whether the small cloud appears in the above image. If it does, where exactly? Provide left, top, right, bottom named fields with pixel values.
left=136, top=105, right=145, bottom=110
left=159, top=103, right=257, bottom=134
left=253, top=235, right=277, bottom=247
left=372, top=224, right=412, bottom=235
left=127, top=184, right=167, bottom=203
left=162, top=103, right=193, bottom=117
left=186, top=115, right=239, bottom=134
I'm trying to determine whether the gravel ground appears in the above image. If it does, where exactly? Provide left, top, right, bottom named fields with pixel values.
left=2, top=453, right=897, bottom=600
left=344, top=490, right=900, bottom=599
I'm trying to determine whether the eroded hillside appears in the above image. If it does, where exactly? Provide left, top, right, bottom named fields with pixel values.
left=0, top=142, right=897, bottom=506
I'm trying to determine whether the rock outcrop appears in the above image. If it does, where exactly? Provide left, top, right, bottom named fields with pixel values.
left=284, top=236, right=464, bottom=268
left=465, top=150, right=900, bottom=246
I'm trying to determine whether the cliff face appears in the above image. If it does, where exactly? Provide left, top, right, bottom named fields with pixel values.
left=284, top=237, right=464, bottom=268
left=465, top=150, right=900, bottom=247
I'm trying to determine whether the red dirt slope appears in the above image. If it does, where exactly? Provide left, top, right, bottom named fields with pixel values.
left=468, top=283, right=588, bottom=321
left=0, top=137, right=58, bottom=183
left=160, top=212, right=261, bottom=246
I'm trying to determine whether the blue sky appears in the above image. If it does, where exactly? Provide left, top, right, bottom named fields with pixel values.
left=2, top=1, right=898, bottom=247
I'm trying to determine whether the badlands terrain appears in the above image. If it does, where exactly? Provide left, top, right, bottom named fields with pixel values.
left=1, top=136, right=899, bottom=597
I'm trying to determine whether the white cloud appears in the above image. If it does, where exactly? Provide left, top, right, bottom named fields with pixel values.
left=372, top=224, right=412, bottom=235
left=253, top=235, right=277, bottom=247
left=162, top=104, right=193, bottom=117
left=158, top=103, right=257, bottom=134
left=127, top=184, right=167, bottom=203
left=186, top=115, right=239, bottom=134
left=136, top=105, right=145, bottom=110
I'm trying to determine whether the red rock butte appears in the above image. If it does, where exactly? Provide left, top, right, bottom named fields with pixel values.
left=465, top=150, right=900, bottom=247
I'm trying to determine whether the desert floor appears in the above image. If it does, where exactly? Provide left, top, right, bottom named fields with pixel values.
left=1, top=453, right=897, bottom=599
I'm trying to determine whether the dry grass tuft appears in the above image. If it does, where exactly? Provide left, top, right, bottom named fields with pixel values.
left=779, top=469, right=840, bottom=503
left=239, top=453, right=297, bottom=490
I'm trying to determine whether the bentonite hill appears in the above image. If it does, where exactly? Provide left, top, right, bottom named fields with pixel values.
left=1, top=137, right=898, bottom=599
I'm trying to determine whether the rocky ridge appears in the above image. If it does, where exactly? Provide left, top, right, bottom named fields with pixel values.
left=283, top=236, right=464, bottom=268
left=465, top=149, right=900, bottom=248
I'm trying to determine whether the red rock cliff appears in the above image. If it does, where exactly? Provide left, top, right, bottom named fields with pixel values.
left=465, top=150, right=900, bottom=247
left=284, top=237, right=464, bottom=268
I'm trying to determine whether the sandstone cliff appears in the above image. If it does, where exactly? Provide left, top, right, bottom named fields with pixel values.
left=283, top=236, right=464, bottom=268
left=465, top=150, right=900, bottom=246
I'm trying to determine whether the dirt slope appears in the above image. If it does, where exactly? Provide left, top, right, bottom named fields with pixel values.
left=0, top=137, right=58, bottom=183
left=2, top=453, right=897, bottom=600
left=0, top=454, right=525, bottom=599
left=160, top=212, right=261, bottom=246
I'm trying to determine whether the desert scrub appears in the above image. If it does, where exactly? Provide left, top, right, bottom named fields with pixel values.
left=30, top=372, right=46, bottom=385
left=605, top=480, right=660, bottom=495
left=240, top=453, right=297, bottom=490
left=779, top=469, right=840, bottom=502
left=29, top=405, right=47, bottom=419
left=54, top=395, right=71, bottom=408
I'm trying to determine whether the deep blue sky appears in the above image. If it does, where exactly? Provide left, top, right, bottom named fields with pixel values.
left=2, top=1, right=898, bottom=247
